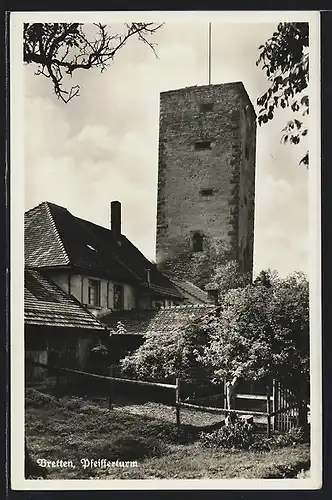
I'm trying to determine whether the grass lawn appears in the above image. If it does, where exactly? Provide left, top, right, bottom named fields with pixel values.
left=25, top=389, right=310, bottom=480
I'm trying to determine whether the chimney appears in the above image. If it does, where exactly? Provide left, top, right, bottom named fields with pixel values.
left=207, top=288, right=219, bottom=305
left=110, top=201, right=121, bottom=240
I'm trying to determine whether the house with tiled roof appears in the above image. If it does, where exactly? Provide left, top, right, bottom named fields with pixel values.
left=103, top=304, right=216, bottom=335
left=24, top=200, right=189, bottom=375
left=25, top=200, right=184, bottom=319
left=25, top=269, right=108, bottom=380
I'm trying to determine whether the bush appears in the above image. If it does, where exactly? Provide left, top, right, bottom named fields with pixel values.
left=135, top=420, right=198, bottom=445
left=200, top=421, right=308, bottom=452
left=200, top=421, right=255, bottom=450
left=247, top=435, right=270, bottom=452
left=248, top=426, right=309, bottom=452
left=288, top=425, right=309, bottom=443
left=61, top=397, right=83, bottom=410
left=25, top=388, right=58, bottom=408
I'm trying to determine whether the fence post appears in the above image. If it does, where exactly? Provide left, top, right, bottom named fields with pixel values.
left=175, top=377, right=180, bottom=427
left=266, top=384, right=272, bottom=437
left=56, top=365, right=60, bottom=393
left=272, top=379, right=277, bottom=431
left=108, top=365, right=114, bottom=410
left=223, top=380, right=227, bottom=410
left=298, top=400, right=309, bottom=439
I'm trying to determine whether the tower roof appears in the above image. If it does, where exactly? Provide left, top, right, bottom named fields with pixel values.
left=160, top=81, right=256, bottom=117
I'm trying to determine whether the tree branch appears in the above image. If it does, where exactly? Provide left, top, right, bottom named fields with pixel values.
left=24, top=22, right=163, bottom=103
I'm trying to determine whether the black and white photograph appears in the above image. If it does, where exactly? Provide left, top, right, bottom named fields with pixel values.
left=10, top=10, right=321, bottom=489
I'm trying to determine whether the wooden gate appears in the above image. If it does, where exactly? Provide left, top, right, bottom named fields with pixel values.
left=272, top=380, right=309, bottom=432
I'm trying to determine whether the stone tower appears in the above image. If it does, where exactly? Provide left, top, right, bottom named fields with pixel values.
left=156, top=82, right=256, bottom=278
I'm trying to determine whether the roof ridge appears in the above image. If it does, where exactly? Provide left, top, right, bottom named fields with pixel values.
left=171, top=277, right=207, bottom=291
left=168, top=277, right=209, bottom=302
left=161, top=81, right=245, bottom=94
left=25, top=200, right=66, bottom=214
left=44, top=202, right=70, bottom=266
left=184, top=280, right=206, bottom=290
left=160, top=303, right=214, bottom=310
left=25, top=201, right=45, bottom=215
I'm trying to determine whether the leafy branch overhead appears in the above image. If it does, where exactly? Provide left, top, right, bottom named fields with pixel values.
left=23, top=22, right=163, bottom=103
left=256, top=23, right=309, bottom=166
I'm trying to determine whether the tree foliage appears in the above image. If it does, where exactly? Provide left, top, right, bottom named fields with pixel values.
left=121, top=315, right=212, bottom=384
left=256, top=23, right=309, bottom=166
left=206, top=260, right=251, bottom=300
left=253, top=269, right=278, bottom=288
left=23, top=22, right=162, bottom=102
left=121, top=270, right=309, bottom=406
left=161, top=240, right=232, bottom=290
left=202, top=272, right=309, bottom=398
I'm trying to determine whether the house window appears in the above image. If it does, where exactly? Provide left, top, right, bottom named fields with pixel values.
left=194, top=140, right=212, bottom=150
left=192, top=232, right=204, bottom=252
left=199, top=102, right=214, bottom=113
left=114, top=284, right=124, bottom=310
left=200, top=188, right=214, bottom=197
left=107, top=282, right=113, bottom=309
left=88, top=279, right=100, bottom=306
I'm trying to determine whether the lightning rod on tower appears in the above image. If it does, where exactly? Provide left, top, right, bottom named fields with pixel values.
left=208, top=22, right=212, bottom=85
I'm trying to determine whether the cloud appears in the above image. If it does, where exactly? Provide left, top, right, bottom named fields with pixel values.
left=25, top=97, right=71, bottom=159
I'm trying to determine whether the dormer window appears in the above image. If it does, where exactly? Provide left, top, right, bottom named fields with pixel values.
left=192, top=232, right=204, bottom=252
left=86, top=244, right=96, bottom=252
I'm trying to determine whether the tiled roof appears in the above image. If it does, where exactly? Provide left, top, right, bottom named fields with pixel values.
left=25, top=269, right=106, bottom=330
left=168, top=277, right=210, bottom=304
left=147, top=304, right=216, bottom=334
left=101, top=309, right=159, bottom=334
left=101, top=304, right=216, bottom=335
left=25, top=202, right=69, bottom=268
left=25, top=202, right=183, bottom=299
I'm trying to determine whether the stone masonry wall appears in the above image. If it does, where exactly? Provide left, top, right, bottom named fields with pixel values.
left=156, top=82, right=256, bottom=277
left=238, top=100, right=257, bottom=276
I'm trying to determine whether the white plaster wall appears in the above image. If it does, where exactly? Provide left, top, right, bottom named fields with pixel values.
left=49, top=272, right=69, bottom=293
left=47, top=271, right=138, bottom=312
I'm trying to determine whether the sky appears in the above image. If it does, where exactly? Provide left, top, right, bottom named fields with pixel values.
left=24, top=20, right=310, bottom=278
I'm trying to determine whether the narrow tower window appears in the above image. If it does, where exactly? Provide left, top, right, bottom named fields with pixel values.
left=194, top=140, right=212, bottom=150
left=200, top=188, right=214, bottom=197
left=199, top=103, right=214, bottom=113
left=192, top=232, right=204, bottom=252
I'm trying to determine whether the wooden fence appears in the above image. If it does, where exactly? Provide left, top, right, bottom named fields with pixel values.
left=25, top=360, right=308, bottom=436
